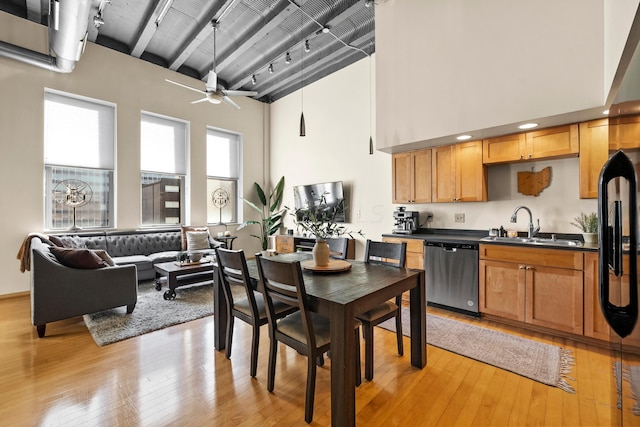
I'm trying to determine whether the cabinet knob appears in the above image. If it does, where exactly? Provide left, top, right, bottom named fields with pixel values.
left=519, top=265, right=525, bottom=270
left=520, top=154, right=524, bottom=160
left=528, top=154, right=532, bottom=159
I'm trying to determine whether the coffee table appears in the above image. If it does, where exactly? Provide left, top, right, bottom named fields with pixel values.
left=154, top=260, right=214, bottom=300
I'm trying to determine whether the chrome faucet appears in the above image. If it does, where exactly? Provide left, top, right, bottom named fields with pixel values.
left=510, top=205, right=540, bottom=238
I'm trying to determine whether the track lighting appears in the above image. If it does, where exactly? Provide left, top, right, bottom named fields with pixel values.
left=155, top=0, right=174, bottom=26
left=251, top=75, right=257, bottom=85
left=285, top=52, right=291, bottom=65
left=304, top=40, right=310, bottom=52
left=93, top=12, right=104, bottom=28
left=268, top=63, right=274, bottom=74
left=365, top=0, right=374, bottom=7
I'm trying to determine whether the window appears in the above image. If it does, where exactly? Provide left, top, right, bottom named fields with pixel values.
left=140, top=112, right=188, bottom=226
left=207, top=128, right=241, bottom=224
left=44, top=90, right=115, bottom=230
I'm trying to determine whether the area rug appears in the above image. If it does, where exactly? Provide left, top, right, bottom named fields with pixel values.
left=378, top=308, right=576, bottom=393
left=614, top=361, right=640, bottom=413
left=83, top=280, right=215, bottom=346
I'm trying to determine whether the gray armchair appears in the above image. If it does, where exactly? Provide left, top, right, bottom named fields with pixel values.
left=30, top=237, right=138, bottom=337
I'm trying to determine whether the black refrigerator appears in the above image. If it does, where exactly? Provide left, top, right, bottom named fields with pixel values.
left=598, top=149, right=640, bottom=425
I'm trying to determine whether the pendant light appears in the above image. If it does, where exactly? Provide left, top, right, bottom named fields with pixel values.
left=299, top=8, right=306, bottom=137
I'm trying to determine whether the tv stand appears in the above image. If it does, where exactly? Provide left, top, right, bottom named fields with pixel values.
left=275, top=235, right=355, bottom=259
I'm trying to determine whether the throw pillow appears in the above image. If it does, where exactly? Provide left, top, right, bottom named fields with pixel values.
left=186, top=231, right=210, bottom=251
left=47, top=235, right=65, bottom=247
left=50, top=247, right=108, bottom=269
left=92, top=249, right=115, bottom=266
left=180, top=225, right=208, bottom=250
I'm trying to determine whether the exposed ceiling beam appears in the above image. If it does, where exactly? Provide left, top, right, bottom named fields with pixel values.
left=168, top=0, right=240, bottom=70
left=26, top=0, right=42, bottom=22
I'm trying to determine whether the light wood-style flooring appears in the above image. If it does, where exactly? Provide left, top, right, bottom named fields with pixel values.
left=0, top=292, right=633, bottom=426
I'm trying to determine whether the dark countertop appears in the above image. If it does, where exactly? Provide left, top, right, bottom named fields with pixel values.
left=382, top=228, right=598, bottom=252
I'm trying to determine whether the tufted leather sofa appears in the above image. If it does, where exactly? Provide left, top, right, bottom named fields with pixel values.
left=53, top=228, right=221, bottom=281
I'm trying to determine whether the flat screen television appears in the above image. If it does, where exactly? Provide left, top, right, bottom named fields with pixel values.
left=293, top=181, right=346, bottom=223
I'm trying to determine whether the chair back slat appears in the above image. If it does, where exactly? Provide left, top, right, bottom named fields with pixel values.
left=215, top=248, right=258, bottom=317
left=364, top=239, right=407, bottom=268
left=256, top=255, right=316, bottom=349
left=326, top=237, right=348, bottom=259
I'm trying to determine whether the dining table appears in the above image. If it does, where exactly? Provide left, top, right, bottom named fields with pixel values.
left=212, top=252, right=426, bottom=426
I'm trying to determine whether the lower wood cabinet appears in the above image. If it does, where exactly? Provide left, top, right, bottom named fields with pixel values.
left=382, top=236, right=424, bottom=270
left=479, top=244, right=584, bottom=335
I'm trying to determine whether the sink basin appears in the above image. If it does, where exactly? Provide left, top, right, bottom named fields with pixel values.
left=481, top=236, right=583, bottom=247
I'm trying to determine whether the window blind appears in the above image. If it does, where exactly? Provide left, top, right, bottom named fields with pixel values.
left=206, top=128, right=239, bottom=178
left=141, top=112, right=187, bottom=175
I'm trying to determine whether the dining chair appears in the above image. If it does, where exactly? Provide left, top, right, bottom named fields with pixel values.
left=326, top=237, right=348, bottom=260
left=214, top=248, right=297, bottom=378
left=256, top=254, right=362, bottom=424
left=357, top=239, right=407, bottom=381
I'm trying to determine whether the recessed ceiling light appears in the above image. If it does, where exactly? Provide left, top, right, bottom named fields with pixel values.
left=603, top=109, right=609, bottom=115
left=518, top=123, right=538, bottom=130
left=456, top=135, right=472, bottom=141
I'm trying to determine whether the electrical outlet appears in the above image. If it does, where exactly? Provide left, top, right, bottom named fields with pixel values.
left=454, top=213, right=465, bottom=223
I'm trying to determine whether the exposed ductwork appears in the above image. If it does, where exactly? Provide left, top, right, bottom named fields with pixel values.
left=0, top=0, right=93, bottom=73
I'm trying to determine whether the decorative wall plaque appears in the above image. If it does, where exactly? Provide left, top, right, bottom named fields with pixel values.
left=517, top=167, right=552, bottom=196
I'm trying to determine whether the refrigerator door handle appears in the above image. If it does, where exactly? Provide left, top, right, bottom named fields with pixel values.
left=598, top=150, right=638, bottom=338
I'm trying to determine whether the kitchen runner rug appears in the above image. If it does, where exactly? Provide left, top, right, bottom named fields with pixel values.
left=378, top=308, right=576, bottom=393
left=83, top=280, right=218, bottom=346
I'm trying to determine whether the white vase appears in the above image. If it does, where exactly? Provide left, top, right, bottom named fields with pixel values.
left=583, top=232, right=597, bottom=244
left=312, top=239, right=330, bottom=266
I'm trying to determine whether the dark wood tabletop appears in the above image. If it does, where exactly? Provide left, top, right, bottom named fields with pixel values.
left=213, top=252, right=426, bottom=426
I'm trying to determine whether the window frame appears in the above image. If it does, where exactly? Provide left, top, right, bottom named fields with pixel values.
left=140, top=111, right=190, bottom=227
left=206, top=127, right=242, bottom=226
left=43, top=89, right=116, bottom=231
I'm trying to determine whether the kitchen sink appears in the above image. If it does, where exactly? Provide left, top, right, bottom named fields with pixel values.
left=480, top=236, right=583, bottom=247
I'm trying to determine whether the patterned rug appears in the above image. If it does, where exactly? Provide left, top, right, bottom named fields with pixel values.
left=378, top=307, right=575, bottom=393
left=83, top=280, right=216, bottom=346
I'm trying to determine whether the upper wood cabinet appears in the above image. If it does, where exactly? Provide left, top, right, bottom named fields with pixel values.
left=483, top=124, right=579, bottom=164
left=579, top=119, right=609, bottom=199
left=432, top=140, right=487, bottom=202
left=609, top=114, right=640, bottom=150
left=392, top=149, right=432, bottom=204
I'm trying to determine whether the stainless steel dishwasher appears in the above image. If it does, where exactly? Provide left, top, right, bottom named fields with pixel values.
left=424, top=241, right=479, bottom=316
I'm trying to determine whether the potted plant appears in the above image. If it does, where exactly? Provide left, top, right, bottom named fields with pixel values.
left=571, top=212, right=598, bottom=243
left=237, top=176, right=286, bottom=254
left=289, top=193, right=362, bottom=266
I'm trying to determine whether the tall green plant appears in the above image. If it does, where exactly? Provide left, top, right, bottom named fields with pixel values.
left=237, top=176, right=286, bottom=250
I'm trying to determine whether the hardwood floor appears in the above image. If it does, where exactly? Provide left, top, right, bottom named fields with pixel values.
left=0, top=293, right=632, bottom=426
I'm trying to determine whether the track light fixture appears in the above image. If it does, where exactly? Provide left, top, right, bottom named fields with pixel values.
left=251, top=75, right=257, bottom=85
left=268, top=63, right=274, bottom=74
left=285, top=52, right=291, bottom=64
left=365, top=0, right=374, bottom=7
left=304, top=39, right=310, bottom=52
left=93, top=12, right=104, bottom=28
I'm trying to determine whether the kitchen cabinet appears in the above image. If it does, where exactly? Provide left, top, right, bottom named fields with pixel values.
left=432, top=140, right=487, bottom=202
left=609, top=114, right=640, bottom=150
left=392, top=149, right=432, bottom=204
left=482, top=124, right=579, bottom=164
left=479, top=244, right=584, bottom=334
left=382, top=237, right=424, bottom=270
left=583, top=252, right=640, bottom=346
left=579, top=119, right=609, bottom=199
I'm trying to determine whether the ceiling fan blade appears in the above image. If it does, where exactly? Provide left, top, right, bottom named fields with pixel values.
left=165, top=79, right=206, bottom=95
left=191, top=97, right=210, bottom=104
left=222, top=96, right=241, bottom=109
left=224, top=90, right=258, bottom=97
left=206, top=70, right=218, bottom=91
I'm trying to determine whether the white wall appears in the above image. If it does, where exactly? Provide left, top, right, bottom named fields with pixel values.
left=375, top=0, right=613, bottom=150
left=0, top=12, right=267, bottom=295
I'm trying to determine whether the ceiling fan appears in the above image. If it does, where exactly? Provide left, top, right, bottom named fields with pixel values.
left=165, top=21, right=257, bottom=109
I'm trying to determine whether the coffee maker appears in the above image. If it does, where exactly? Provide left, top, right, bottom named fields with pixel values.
left=393, top=207, right=419, bottom=234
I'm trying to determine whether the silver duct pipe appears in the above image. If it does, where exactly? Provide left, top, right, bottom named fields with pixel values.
left=0, top=0, right=92, bottom=73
